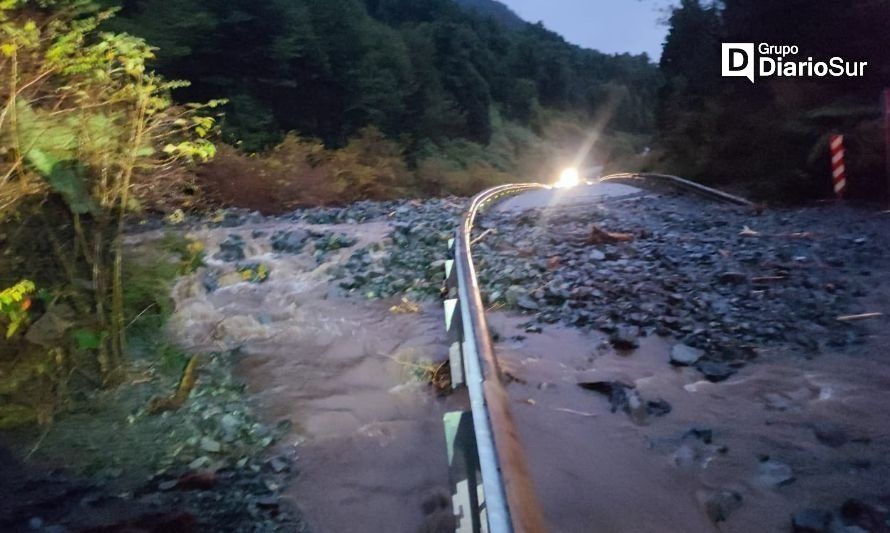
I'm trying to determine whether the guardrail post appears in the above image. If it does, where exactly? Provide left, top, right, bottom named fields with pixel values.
left=443, top=297, right=465, bottom=388
left=443, top=411, right=485, bottom=533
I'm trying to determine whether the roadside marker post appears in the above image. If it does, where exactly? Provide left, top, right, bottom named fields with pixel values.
left=830, top=134, right=847, bottom=198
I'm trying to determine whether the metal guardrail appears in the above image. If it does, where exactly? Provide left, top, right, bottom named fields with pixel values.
left=440, top=175, right=749, bottom=532
left=442, top=183, right=548, bottom=533
left=600, top=172, right=754, bottom=206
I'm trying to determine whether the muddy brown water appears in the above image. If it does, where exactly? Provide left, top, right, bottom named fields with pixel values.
left=488, top=313, right=890, bottom=533
left=167, top=221, right=459, bottom=533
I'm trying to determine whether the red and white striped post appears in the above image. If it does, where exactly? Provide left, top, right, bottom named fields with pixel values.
left=830, top=134, right=846, bottom=198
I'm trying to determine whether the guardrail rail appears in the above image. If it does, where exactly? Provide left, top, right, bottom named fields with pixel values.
left=439, top=175, right=750, bottom=533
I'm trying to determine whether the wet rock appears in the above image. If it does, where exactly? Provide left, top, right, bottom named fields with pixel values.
left=840, top=499, right=888, bottom=531
left=254, top=495, right=280, bottom=510
left=312, top=231, right=358, bottom=252
left=579, top=380, right=635, bottom=413
left=199, top=437, right=221, bottom=453
left=221, top=212, right=245, bottom=228
left=267, top=457, right=289, bottom=474
left=791, top=509, right=833, bottom=532
left=609, top=326, right=640, bottom=350
left=718, top=272, right=747, bottom=285
left=811, top=422, right=848, bottom=448
left=215, top=235, right=245, bottom=262
left=696, top=361, right=736, bottom=382
left=670, top=343, right=704, bottom=366
left=271, top=229, right=310, bottom=254
left=702, top=490, right=743, bottom=523
left=157, top=480, right=178, bottom=491
left=202, top=271, right=220, bottom=293
left=516, top=295, right=540, bottom=311
left=684, top=427, right=713, bottom=444
left=757, top=459, right=795, bottom=487
left=646, top=399, right=672, bottom=417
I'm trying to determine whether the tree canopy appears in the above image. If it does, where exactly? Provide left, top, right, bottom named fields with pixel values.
left=106, top=0, right=660, bottom=152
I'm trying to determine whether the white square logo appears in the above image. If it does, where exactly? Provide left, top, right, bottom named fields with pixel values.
left=722, top=43, right=755, bottom=83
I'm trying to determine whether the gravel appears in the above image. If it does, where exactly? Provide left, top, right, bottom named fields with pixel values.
left=471, top=193, right=889, bottom=378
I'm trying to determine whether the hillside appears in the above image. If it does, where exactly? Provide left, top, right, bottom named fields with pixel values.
left=453, top=0, right=527, bottom=30
left=109, top=0, right=658, bottom=154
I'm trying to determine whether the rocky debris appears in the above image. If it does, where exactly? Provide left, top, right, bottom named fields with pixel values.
left=673, top=427, right=726, bottom=469
left=332, top=199, right=465, bottom=300
left=609, top=326, right=641, bottom=350
left=578, top=380, right=671, bottom=424
left=310, top=230, right=358, bottom=253
left=471, top=194, right=888, bottom=377
left=702, top=490, right=743, bottom=523
left=271, top=229, right=310, bottom=254
left=1, top=350, right=301, bottom=532
left=791, top=509, right=834, bottom=532
left=670, top=343, right=704, bottom=366
left=840, top=499, right=890, bottom=532
left=789, top=499, right=890, bottom=533
left=811, top=422, right=849, bottom=448
left=757, top=458, right=795, bottom=487
left=215, top=234, right=245, bottom=262
left=696, top=361, right=737, bottom=382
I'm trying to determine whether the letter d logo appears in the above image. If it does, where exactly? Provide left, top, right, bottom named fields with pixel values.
left=722, top=43, right=755, bottom=83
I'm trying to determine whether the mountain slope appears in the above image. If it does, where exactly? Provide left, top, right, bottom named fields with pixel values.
left=453, top=0, right=526, bottom=30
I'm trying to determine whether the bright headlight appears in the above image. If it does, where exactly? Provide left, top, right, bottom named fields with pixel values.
left=554, top=167, right=580, bottom=189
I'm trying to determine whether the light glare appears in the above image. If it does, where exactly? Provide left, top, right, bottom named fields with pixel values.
left=555, top=167, right=580, bottom=189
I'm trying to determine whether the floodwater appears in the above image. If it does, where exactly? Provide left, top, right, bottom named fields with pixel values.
left=487, top=313, right=890, bottom=532
left=167, top=220, right=458, bottom=533
left=163, top=198, right=890, bottom=532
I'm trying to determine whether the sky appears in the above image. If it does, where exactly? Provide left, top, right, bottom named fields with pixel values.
left=498, top=0, right=676, bottom=60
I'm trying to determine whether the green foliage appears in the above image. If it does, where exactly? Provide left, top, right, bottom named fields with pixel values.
left=2, top=1, right=222, bottom=381
left=73, top=328, right=104, bottom=351
left=238, top=263, right=269, bottom=284
left=0, top=279, right=35, bottom=338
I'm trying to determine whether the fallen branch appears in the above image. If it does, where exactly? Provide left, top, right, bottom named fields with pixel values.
left=148, top=356, right=200, bottom=414
left=837, top=313, right=883, bottom=322
left=587, top=224, right=634, bottom=245
left=470, top=228, right=495, bottom=246
left=552, top=407, right=597, bottom=417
